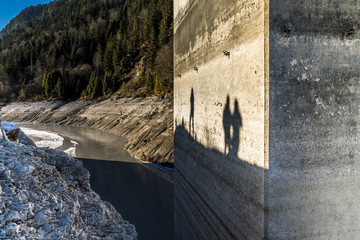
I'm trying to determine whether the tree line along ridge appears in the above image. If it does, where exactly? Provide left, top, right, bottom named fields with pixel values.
left=0, top=0, right=173, bottom=101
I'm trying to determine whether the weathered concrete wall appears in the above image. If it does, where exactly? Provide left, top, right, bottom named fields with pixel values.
left=175, top=0, right=360, bottom=239
left=174, top=0, right=267, bottom=239
left=269, top=1, right=360, bottom=239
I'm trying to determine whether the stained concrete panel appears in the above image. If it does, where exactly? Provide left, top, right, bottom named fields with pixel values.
left=174, top=0, right=267, bottom=239
left=269, top=0, right=360, bottom=239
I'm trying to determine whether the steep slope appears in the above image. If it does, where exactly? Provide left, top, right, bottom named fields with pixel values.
left=0, top=0, right=173, bottom=102
left=1, top=4, right=45, bottom=35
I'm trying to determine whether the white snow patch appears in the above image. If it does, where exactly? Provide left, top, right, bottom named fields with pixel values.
left=64, top=140, right=78, bottom=157
left=64, top=147, right=77, bottom=157
left=2, top=122, right=20, bottom=133
left=21, top=127, right=64, bottom=149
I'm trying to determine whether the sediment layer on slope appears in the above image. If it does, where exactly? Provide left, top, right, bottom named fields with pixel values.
left=0, top=141, right=137, bottom=239
left=0, top=97, right=174, bottom=165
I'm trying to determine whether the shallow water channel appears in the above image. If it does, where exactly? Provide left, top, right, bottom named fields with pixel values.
left=17, top=123, right=174, bottom=240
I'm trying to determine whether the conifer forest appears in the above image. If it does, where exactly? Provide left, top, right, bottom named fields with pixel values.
left=0, top=0, right=173, bottom=101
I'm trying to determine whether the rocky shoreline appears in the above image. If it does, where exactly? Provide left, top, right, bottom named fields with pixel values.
left=0, top=140, right=137, bottom=239
left=0, top=97, right=174, bottom=166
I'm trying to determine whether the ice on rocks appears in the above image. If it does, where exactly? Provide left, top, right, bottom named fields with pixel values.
left=0, top=141, right=137, bottom=239
left=2, top=122, right=36, bottom=146
left=20, top=127, right=64, bottom=148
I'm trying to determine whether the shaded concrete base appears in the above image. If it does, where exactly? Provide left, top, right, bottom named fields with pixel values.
left=174, top=124, right=266, bottom=240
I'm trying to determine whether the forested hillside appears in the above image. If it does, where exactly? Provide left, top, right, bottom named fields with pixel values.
left=0, top=0, right=173, bottom=101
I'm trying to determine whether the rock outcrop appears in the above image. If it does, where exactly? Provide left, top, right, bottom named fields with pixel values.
left=2, top=122, right=36, bottom=146
left=0, top=97, right=174, bottom=166
left=0, top=141, right=137, bottom=239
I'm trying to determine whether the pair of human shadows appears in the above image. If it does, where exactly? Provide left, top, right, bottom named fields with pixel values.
left=223, top=95, right=242, bottom=157
left=188, top=90, right=242, bottom=157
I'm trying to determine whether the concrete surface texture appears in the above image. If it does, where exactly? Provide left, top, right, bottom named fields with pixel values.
left=174, top=0, right=267, bottom=239
left=175, top=0, right=360, bottom=239
left=269, top=0, right=360, bottom=239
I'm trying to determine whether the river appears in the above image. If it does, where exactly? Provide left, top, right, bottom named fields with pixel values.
left=17, top=123, right=174, bottom=240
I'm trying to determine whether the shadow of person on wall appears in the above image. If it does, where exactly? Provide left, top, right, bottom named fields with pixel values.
left=222, top=96, right=243, bottom=157
left=223, top=96, right=232, bottom=154
left=229, top=99, right=242, bottom=157
left=189, top=88, right=195, bottom=136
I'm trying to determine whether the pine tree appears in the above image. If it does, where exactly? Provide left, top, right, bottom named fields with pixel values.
left=44, top=74, right=51, bottom=98
left=42, top=72, right=48, bottom=96
left=146, top=27, right=158, bottom=68
left=112, top=36, right=123, bottom=71
left=127, top=18, right=139, bottom=53
left=158, top=0, right=172, bottom=46
left=45, top=70, right=61, bottom=98
left=85, top=71, right=102, bottom=98
left=91, top=73, right=102, bottom=98
left=56, top=77, right=63, bottom=99
left=146, top=74, right=154, bottom=93
left=154, top=75, right=160, bottom=94
left=93, top=43, right=103, bottom=72
left=102, top=71, right=114, bottom=96
left=85, top=71, right=96, bottom=97
left=103, top=39, right=115, bottom=72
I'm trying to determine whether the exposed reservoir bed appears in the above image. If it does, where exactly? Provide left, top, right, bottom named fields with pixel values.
left=17, top=123, right=174, bottom=240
